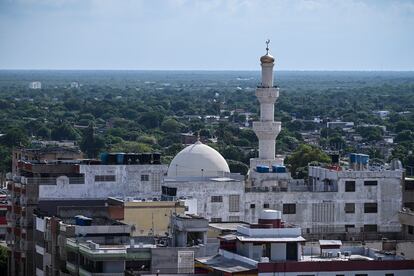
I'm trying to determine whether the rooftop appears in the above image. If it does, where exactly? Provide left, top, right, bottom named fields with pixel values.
left=209, top=222, right=249, bottom=231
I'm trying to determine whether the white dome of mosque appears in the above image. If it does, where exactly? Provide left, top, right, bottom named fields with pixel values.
left=167, top=141, right=230, bottom=178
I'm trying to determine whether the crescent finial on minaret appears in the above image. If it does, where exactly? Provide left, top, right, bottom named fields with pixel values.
left=261, top=39, right=274, bottom=64
left=265, top=39, right=270, bottom=54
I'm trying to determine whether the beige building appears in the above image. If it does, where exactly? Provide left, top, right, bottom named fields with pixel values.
left=114, top=199, right=186, bottom=236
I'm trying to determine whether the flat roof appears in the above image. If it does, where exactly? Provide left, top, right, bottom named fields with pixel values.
left=209, top=222, right=249, bottom=231
left=237, top=236, right=305, bottom=243
left=319, top=240, right=342, bottom=246
left=196, top=254, right=256, bottom=273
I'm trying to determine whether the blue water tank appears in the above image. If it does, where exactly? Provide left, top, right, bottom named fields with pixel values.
left=100, top=152, right=109, bottom=164
left=356, top=154, right=361, bottom=164
left=272, top=165, right=286, bottom=173
left=256, top=165, right=270, bottom=173
left=116, top=153, right=125, bottom=165
left=349, top=153, right=357, bottom=163
left=359, top=154, right=369, bottom=164
left=75, top=215, right=92, bottom=226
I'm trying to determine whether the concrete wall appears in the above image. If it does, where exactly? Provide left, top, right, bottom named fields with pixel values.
left=271, top=243, right=286, bottom=261
left=39, top=164, right=167, bottom=200
left=165, top=179, right=245, bottom=221
left=245, top=168, right=403, bottom=234
left=123, top=201, right=185, bottom=236
left=151, top=247, right=199, bottom=274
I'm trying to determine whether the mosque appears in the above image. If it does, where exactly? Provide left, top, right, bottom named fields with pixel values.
left=162, top=42, right=402, bottom=238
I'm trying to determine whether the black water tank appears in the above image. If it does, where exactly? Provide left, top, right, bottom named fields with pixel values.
left=141, top=153, right=152, bottom=164
left=107, top=154, right=117, bottom=165
left=331, top=154, right=339, bottom=164
left=125, top=154, right=139, bottom=164
left=152, top=153, right=161, bottom=164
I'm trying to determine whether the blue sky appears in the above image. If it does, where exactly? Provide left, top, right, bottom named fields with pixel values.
left=0, top=0, right=413, bottom=70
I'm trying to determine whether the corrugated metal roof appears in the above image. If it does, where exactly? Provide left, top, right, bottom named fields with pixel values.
left=196, top=254, right=256, bottom=273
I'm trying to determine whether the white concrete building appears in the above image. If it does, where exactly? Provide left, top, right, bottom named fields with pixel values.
left=37, top=163, right=167, bottom=200
left=161, top=43, right=405, bottom=240
left=164, top=141, right=245, bottom=222
left=29, top=81, right=42, bottom=89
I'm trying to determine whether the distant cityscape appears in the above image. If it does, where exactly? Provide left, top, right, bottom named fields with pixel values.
left=0, top=44, right=413, bottom=276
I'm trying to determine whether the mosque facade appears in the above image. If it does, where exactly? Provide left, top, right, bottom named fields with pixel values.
left=162, top=43, right=403, bottom=239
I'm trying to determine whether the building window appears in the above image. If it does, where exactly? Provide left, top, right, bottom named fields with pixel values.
left=355, top=274, right=368, bottom=276
left=408, top=225, right=414, bottom=235
left=250, top=204, right=255, bottom=209
left=141, top=174, right=149, bottom=181
left=211, top=218, right=222, bottom=223
left=95, top=175, right=116, bottom=182
left=364, top=203, right=378, bottom=213
left=69, top=175, right=85, bottom=184
left=263, top=203, right=269, bottom=209
left=363, top=224, right=377, bottom=232
left=345, top=203, right=355, bottom=214
left=229, top=195, right=240, bottom=212
left=229, top=216, right=239, bottom=222
left=364, top=180, right=377, bottom=186
left=345, top=181, right=355, bottom=192
left=345, top=224, right=355, bottom=232
left=283, top=204, right=296, bottom=214
left=385, top=274, right=394, bottom=276
left=211, top=196, right=223, bottom=203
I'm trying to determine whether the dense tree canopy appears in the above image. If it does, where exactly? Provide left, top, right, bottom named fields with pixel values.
left=0, top=71, right=413, bottom=177
left=285, top=144, right=331, bottom=179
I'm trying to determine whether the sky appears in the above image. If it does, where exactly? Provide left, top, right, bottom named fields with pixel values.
left=0, top=0, right=413, bottom=70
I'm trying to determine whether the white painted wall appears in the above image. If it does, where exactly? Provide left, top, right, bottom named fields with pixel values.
left=39, top=164, right=167, bottom=200
left=271, top=243, right=286, bottom=261
left=36, top=217, right=45, bottom=232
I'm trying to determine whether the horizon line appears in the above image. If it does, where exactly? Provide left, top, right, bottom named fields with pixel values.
left=1, top=68, right=414, bottom=72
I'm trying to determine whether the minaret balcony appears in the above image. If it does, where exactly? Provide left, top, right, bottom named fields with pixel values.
left=253, top=121, right=281, bottom=132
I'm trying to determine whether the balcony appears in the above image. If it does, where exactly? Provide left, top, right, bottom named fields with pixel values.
left=66, top=261, right=78, bottom=274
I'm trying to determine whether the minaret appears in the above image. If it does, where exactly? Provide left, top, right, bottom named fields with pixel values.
left=252, top=40, right=281, bottom=163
